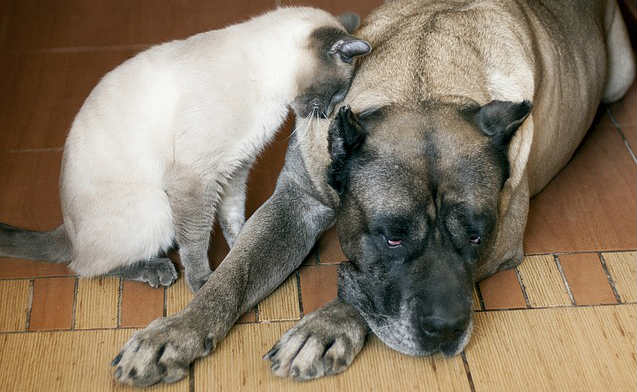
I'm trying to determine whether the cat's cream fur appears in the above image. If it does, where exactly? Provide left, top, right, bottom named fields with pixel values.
left=0, top=7, right=370, bottom=291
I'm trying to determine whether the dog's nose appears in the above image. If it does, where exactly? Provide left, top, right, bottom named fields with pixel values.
left=420, top=315, right=468, bottom=341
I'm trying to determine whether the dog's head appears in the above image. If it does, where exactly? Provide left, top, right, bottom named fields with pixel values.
left=327, top=100, right=531, bottom=356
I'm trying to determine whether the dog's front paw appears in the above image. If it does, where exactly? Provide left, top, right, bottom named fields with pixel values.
left=264, top=300, right=368, bottom=381
left=112, top=315, right=214, bottom=387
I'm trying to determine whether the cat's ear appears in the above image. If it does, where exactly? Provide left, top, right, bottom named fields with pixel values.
left=338, top=12, right=361, bottom=33
left=329, top=38, right=371, bottom=63
left=327, top=106, right=368, bottom=194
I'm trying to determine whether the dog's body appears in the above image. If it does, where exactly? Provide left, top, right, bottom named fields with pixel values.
left=112, top=0, right=635, bottom=386
left=0, top=7, right=370, bottom=292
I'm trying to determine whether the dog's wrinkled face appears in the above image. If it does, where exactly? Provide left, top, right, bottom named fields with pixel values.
left=292, top=18, right=371, bottom=119
left=327, top=101, right=531, bottom=356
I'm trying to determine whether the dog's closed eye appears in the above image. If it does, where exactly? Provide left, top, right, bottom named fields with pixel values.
left=468, top=235, right=481, bottom=245
left=386, top=238, right=402, bottom=248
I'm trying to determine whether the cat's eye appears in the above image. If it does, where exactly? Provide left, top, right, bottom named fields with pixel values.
left=469, top=235, right=481, bottom=245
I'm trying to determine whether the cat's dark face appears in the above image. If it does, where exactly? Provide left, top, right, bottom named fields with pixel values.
left=292, top=26, right=371, bottom=118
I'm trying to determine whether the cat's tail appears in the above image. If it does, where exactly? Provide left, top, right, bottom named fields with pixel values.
left=0, top=223, right=71, bottom=263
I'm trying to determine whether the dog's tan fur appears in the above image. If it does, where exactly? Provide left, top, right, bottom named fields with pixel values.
left=111, top=1, right=635, bottom=386
left=298, top=0, right=635, bottom=278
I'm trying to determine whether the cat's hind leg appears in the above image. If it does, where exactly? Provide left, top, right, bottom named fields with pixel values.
left=67, top=185, right=176, bottom=284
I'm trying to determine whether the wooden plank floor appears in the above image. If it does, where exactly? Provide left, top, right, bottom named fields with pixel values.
left=0, top=1, right=635, bottom=391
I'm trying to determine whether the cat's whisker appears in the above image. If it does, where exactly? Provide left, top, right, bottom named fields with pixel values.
left=308, top=107, right=319, bottom=133
left=288, top=108, right=314, bottom=140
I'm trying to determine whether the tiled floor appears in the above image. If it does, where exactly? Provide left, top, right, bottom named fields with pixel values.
left=0, top=1, right=635, bottom=391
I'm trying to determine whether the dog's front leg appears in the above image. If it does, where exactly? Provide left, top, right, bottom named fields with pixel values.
left=265, top=298, right=369, bottom=381
left=111, top=177, right=335, bottom=387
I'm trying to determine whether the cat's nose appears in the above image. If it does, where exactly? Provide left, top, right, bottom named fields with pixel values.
left=309, top=98, right=329, bottom=118
left=310, top=98, right=322, bottom=109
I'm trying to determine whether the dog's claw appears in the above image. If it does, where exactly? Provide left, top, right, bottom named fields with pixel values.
left=111, top=352, right=122, bottom=366
left=264, top=301, right=367, bottom=381
left=263, top=345, right=278, bottom=360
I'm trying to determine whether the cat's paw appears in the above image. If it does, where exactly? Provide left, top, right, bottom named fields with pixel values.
left=143, top=257, right=179, bottom=287
left=114, top=257, right=178, bottom=288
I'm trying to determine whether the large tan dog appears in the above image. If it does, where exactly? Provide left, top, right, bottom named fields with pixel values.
left=112, top=0, right=635, bottom=386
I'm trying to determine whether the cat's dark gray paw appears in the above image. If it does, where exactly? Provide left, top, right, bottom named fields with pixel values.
left=111, top=257, right=178, bottom=288
left=139, top=257, right=179, bottom=288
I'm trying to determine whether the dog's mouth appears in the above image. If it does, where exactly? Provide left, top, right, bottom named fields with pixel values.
left=361, top=309, right=474, bottom=357
left=338, top=262, right=474, bottom=357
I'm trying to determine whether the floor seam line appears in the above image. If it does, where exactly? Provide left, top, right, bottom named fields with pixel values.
left=0, top=275, right=78, bottom=281
left=553, top=255, right=576, bottom=305
left=524, top=249, right=637, bottom=257
left=475, top=282, right=486, bottom=311
left=1, top=301, right=634, bottom=334
left=189, top=362, right=195, bottom=392
left=607, top=107, right=637, bottom=165
left=295, top=270, right=304, bottom=317
left=461, top=351, right=477, bottom=392
left=117, top=277, right=123, bottom=328
left=163, top=285, right=167, bottom=317
left=71, top=277, right=78, bottom=330
left=0, top=326, right=142, bottom=335
left=598, top=253, right=623, bottom=303
left=514, top=266, right=531, bottom=308
left=25, top=279, right=34, bottom=331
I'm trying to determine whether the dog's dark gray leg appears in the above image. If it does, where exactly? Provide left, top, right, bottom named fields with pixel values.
left=112, top=158, right=335, bottom=387
left=265, top=298, right=369, bottom=381
left=108, top=257, right=178, bottom=287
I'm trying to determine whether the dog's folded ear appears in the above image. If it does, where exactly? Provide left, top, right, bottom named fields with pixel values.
left=465, top=100, right=533, bottom=146
left=327, top=106, right=368, bottom=194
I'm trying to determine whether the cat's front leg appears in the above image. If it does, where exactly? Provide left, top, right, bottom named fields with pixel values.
left=165, top=168, right=218, bottom=292
left=218, top=160, right=253, bottom=248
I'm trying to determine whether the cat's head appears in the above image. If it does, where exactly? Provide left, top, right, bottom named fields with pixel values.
left=292, top=12, right=371, bottom=118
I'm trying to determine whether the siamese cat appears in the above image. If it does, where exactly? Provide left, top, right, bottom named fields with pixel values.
left=0, top=7, right=371, bottom=292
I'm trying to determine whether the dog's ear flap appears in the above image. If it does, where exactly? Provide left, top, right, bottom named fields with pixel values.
left=463, top=100, right=534, bottom=218
left=327, top=106, right=368, bottom=194
left=466, top=100, right=532, bottom=147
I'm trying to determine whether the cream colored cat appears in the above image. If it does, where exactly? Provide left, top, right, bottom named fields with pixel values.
left=0, top=7, right=370, bottom=292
